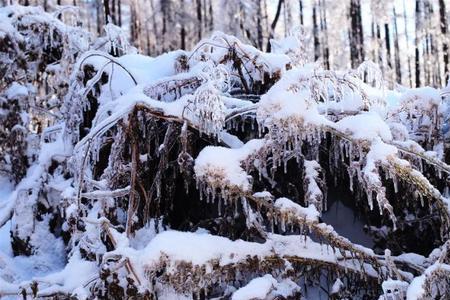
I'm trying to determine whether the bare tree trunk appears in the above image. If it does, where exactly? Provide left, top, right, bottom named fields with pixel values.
left=415, top=0, right=421, bottom=87
left=103, top=0, right=110, bottom=24
left=202, top=0, right=208, bottom=35
left=266, top=0, right=284, bottom=52
left=150, top=0, right=158, bottom=53
left=180, top=0, right=186, bottom=50
left=110, top=0, right=116, bottom=25
left=385, top=23, right=392, bottom=72
left=145, top=6, right=151, bottom=54
left=96, top=0, right=102, bottom=35
left=264, top=0, right=269, bottom=35
left=376, top=24, right=383, bottom=74
left=161, top=0, right=169, bottom=51
left=283, top=0, right=288, bottom=37
left=370, top=20, right=376, bottom=62
left=403, top=0, right=412, bottom=86
left=313, top=3, right=320, bottom=62
left=349, top=0, right=365, bottom=68
left=257, top=1, right=264, bottom=50
left=439, top=0, right=449, bottom=84
left=299, top=0, right=304, bottom=25
left=393, top=7, right=402, bottom=84
left=320, top=0, right=330, bottom=69
left=118, top=0, right=122, bottom=27
left=208, top=0, right=213, bottom=31
left=196, top=0, right=202, bottom=41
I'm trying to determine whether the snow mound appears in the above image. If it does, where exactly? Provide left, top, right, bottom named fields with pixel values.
left=194, top=139, right=265, bottom=191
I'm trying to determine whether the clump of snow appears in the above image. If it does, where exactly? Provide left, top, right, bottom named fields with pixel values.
left=274, top=197, right=320, bottom=221
left=231, top=274, right=277, bottom=300
left=406, top=262, right=450, bottom=300
left=335, top=112, right=392, bottom=142
left=303, top=160, right=324, bottom=212
left=365, top=138, right=398, bottom=168
left=381, top=279, right=408, bottom=300
left=106, top=230, right=370, bottom=284
left=5, top=82, right=28, bottom=100
left=257, top=68, right=332, bottom=130
left=331, top=278, right=344, bottom=295
left=194, top=139, right=265, bottom=192
left=252, top=191, right=273, bottom=200
left=398, top=87, right=442, bottom=112
left=35, top=252, right=97, bottom=298
left=231, top=275, right=300, bottom=300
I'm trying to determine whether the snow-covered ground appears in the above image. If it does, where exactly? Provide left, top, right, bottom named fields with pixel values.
left=0, top=176, right=66, bottom=287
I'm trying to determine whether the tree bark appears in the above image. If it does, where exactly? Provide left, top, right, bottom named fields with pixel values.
left=439, top=0, right=449, bottom=84
left=103, top=0, right=110, bottom=24
left=118, top=0, right=122, bottom=27
left=110, top=0, right=116, bottom=25
left=320, top=0, right=330, bottom=69
left=208, top=0, right=213, bottom=31
left=393, top=7, right=402, bottom=84
left=313, top=3, right=320, bottom=62
left=385, top=23, right=392, bottom=71
left=415, top=0, right=421, bottom=87
left=257, top=1, right=264, bottom=50
left=180, top=0, right=186, bottom=50
left=196, top=0, right=202, bottom=41
left=403, top=0, right=412, bottom=86
left=266, top=0, right=284, bottom=52
left=299, top=0, right=304, bottom=25
left=349, top=0, right=365, bottom=68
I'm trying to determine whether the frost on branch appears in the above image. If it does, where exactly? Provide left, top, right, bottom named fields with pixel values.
left=185, top=83, right=226, bottom=137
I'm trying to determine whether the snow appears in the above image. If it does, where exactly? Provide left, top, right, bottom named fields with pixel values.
left=303, top=160, right=323, bottom=211
left=117, top=51, right=183, bottom=83
left=35, top=252, right=97, bottom=298
left=395, top=253, right=427, bottom=267
left=129, top=219, right=164, bottom=250
left=0, top=188, right=66, bottom=294
left=252, top=191, right=273, bottom=199
left=331, top=278, right=344, bottom=294
left=274, top=197, right=320, bottom=221
left=5, top=82, right=28, bottom=100
left=335, top=112, right=393, bottom=142
left=381, top=279, right=408, bottom=299
left=365, top=139, right=398, bottom=166
left=231, top=275, right=277, bottom=300
left=399, top=87, right=442, bottom=111
left=406, top=262, right=450, bottom=299
left=194, top=139, right=265, bottom=191
left=104, top=229, right=378, bottom=286
left=137, top=230, right=269, bottom=267
left=257, top=68, right=332, bottom=129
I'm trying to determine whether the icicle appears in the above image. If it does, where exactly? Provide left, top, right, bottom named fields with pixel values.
left=419, top=193, right=424, bottom=207
left=393, top=176, right=398, bottom=193
left=367, top=189, right=373, bottom=211
left=280, top=215, right=286, bottom=232
left=349, top=175, right=354, bottom=192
